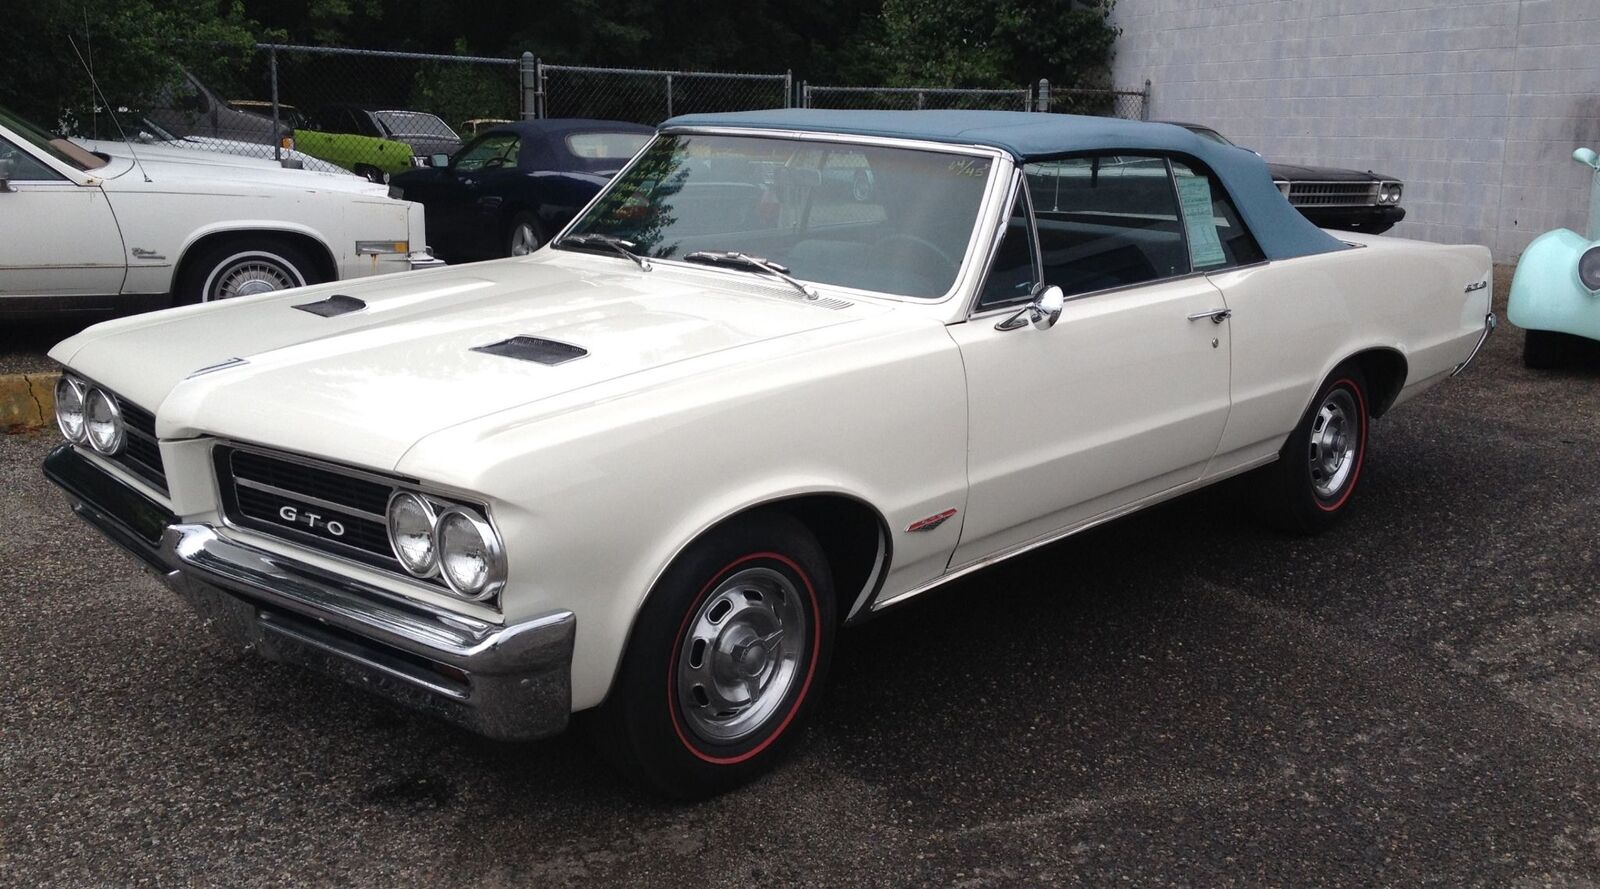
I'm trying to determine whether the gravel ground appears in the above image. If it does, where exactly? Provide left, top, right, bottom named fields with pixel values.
left=2, top=277, right=1599, bottom=887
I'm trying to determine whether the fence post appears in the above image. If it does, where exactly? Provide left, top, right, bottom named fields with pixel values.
left=1037, top=78, right=1050, bottom=113
left=916, top=90, right=925, bottom=110
left=784, top=69, right=793, bottom=108
left=269, top=46, right=282, bottom=162
left=801, top=81, right=809, bottom=108
left=1142, top=78, right=1152, bottom=120
left=665, top=73, right=673, bottom=119
left=519, top=52, right=537, bottom=120
left=536, top=57, right=546, bottom=119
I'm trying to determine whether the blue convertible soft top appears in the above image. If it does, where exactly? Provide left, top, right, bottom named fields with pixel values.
left=663, top=109, right=1347, bottom=261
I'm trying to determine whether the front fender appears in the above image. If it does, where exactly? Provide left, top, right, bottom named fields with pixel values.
left=1508, top=228, right=1600, bottom=341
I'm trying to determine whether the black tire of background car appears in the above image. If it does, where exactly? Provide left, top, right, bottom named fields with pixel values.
left=174, top=236, right=324, bottom=306
left=354, top=165, right=387, bottom=184
left=588, top=512, right=836, bottom=799
left=1523, top=330, right=1571, bottom=369
left=504, top=211, right=546, bottom=258
left=1252, top=364, right=1370, bottom=534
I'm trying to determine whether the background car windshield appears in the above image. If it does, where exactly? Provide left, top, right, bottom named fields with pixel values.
left=376, top=111, right=458, bottom=139
left=562, top=133, right=992, bottom=298
left=454, top=133, right=519, bottom=171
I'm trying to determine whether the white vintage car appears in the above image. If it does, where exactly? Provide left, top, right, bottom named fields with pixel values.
left=0, top=107, right=439, bottom=316
left=44, top=110, right=1495, bottom=797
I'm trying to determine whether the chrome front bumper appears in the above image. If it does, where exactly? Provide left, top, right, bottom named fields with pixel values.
left=43, top=444, right=574, bottom=741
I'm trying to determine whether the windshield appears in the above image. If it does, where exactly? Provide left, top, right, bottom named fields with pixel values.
left=0, top=106, right=107, bottom=171
left=561, top=133, right=994, bottom=299
left=375, top=110, right=458, bottom=139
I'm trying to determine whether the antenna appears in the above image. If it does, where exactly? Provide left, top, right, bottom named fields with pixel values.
left=67, top=34, right=151, bottom=183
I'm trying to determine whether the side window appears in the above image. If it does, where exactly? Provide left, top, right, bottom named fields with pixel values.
left=977, top=183, right=1039, bottom=309
left=0, top=137, right=63, bottom=181
left=1026, top=155, right=1189, bottom=298
left=454, top=134, right=520, bottom=172
left=1170, top=159, right=1266, bottom=270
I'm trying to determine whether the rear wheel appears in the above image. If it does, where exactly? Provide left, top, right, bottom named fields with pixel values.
left=175, top=237, right=324, bottom=305
left=1523, top=329, right=1569, bottom=369
left=505, top=212, right=544, bottom=257
left=591, top=513, right=835, bottom=799
left=1254, top=365, right=1370, bottom=534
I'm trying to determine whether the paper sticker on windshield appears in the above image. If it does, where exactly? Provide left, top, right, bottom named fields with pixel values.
left=1176, top=175, right=1227, bottom=268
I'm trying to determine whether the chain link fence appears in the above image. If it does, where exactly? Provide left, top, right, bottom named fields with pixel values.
left=801, top=84, right=1032, bottom=112
left=537, top=65, right=790, bottom=125
left=36, top=40, right=1149, bottom=183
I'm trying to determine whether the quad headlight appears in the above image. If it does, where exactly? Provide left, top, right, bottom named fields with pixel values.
left=54, top=376, right=87, bottom=443
left=1579, top=245, right=1600, bottom=292
left=84, top=387, right=125, bottom=454
left=385, top=491, right=506, bottom=601
left=1379, top=182, right=1403, bottom=204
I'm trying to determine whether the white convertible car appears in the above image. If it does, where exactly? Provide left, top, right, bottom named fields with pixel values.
left=0, top=107, right=438, bottom=316
left=44, top=110, right=1495, bottom=797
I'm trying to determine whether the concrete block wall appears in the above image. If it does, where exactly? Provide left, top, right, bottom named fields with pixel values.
left=1109, top=0, right=1600, bottom=260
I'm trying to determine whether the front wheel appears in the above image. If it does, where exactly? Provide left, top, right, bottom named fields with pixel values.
left=174, top=237, right=323, bottom=305
left=1253, top=366, right=1370, bottom=534
left=590, top=513, right=835, bottom=799
left=505, top=212, right=544, bottom=257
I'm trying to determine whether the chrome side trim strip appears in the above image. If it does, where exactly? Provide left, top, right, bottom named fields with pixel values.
left=1451, top=312, right=1497, bottom=377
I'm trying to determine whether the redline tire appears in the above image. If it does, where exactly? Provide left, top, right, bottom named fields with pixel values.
left=1254, top=365, right=1370, bottom=534
left=590, top=513, right=834, bottom=799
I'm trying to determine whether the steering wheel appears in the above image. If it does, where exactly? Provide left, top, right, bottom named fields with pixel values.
left=875, top=233, right=958, bottom=274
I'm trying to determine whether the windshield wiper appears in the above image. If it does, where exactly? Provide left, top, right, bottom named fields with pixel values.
left=558, top=233, right=651, bottom=271
left=683, top=251, right=817, bottom=299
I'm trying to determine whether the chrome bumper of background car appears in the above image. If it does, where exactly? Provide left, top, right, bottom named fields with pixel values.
left=408, top=249, right=448, bottom=270
left=1452, top=312, right=1498, bottom=377
left=42, top=444, right=573, bottom=741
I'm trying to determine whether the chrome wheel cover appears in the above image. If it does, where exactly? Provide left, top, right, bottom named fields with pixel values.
left=510, top=223, right=540, bottom=256
left=676, top=566, right=808, bottom=745
left=205, top=253, right=303, bottom=301
left=1308, top=387, right=1359, bottom=499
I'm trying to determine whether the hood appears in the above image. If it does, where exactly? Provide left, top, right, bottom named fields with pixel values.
left=80, top=137, right=354, bottom=178
left=51, top=254, right=883, bottom=471
left=86, top=151, right=388, bottom=197
left=1267, top=162, right=1392, bottom=183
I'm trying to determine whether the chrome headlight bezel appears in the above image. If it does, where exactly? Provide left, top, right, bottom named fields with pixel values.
left=83, top=386, right=125, bottom=455
left=1578, top=245, right=1600, bottom=292
left=435, top=507, right=508, bottom=601
left=386, top=491, right=440, bottom=577
left=54, top=375, right=88, bottom=444
left=1379, top=182, right=1403, bottom=204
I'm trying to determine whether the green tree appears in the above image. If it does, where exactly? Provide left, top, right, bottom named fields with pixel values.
left=876, top=0, right=1119, bottom=90
left=0, top=0, right=260, bottom=133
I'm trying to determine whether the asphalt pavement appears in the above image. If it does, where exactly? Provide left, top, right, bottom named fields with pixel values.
left=2, top=282, right=1599, bottom=887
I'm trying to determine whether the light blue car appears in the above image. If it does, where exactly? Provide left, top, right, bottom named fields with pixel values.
left=1508, top=148, right=1600, bottom=367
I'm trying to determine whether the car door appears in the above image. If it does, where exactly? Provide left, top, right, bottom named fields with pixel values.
left=0, top=134, right=125, bottom=298
left=440, top=132, right=523, bottom=257
left=945, top=155, right=1234, bottom=569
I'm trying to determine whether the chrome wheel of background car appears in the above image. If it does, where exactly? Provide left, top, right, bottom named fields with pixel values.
left=675, top=566, right=808, bottom=745
left=510, top=222, right=541, bottom=256
left=202, top=252, right=307, bottom=301
left=852, top=169, right=873, bottom=202
left=1308, top=388, right=1358, bottom=499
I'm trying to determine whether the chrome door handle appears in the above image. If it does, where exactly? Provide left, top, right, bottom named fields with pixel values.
left=1187, top=308, right=1232, bottom=324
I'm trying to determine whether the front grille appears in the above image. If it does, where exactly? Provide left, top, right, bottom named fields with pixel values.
left=213, top=444, right=437, bottom=584
left=110, top=396, right=167, bottom=494
left=1285, top=181, right=1379, bottom=208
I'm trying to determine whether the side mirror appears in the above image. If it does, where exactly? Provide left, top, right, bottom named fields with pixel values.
left=429, top=153, right=451, bottom=168
left=1574, top=147, right=1599, bottom=169
left=0, top=156, right=15, bottom=193
left=996, top=284, right=1065, bottom=331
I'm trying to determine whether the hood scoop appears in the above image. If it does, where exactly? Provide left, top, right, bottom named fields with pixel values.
left=294, top=294, right=367, bottom=317
left=471, top=336, right=588, bottom=366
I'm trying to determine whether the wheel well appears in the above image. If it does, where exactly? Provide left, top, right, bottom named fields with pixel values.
left=1347, top=348, right=1407, bottom=417
left=175, top=230, right=338, bottom=290
left=704, top=495, right=889, bottom=626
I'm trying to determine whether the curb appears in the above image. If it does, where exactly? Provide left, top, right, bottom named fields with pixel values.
left=1, top=372, right=58, bottom=432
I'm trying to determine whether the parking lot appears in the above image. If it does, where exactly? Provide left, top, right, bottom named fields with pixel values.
left=2, top=279, right=1599, bottom=887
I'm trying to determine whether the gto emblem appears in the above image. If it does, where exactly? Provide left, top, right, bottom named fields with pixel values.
left=277, top=505, right=346, bottom=537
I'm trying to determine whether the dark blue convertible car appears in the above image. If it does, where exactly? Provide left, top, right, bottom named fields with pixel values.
left=389, top=119, right=653, bottom=262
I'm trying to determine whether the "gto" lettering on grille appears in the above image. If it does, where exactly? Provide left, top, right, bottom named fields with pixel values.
left=277, top=505, right=346, bottom=537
